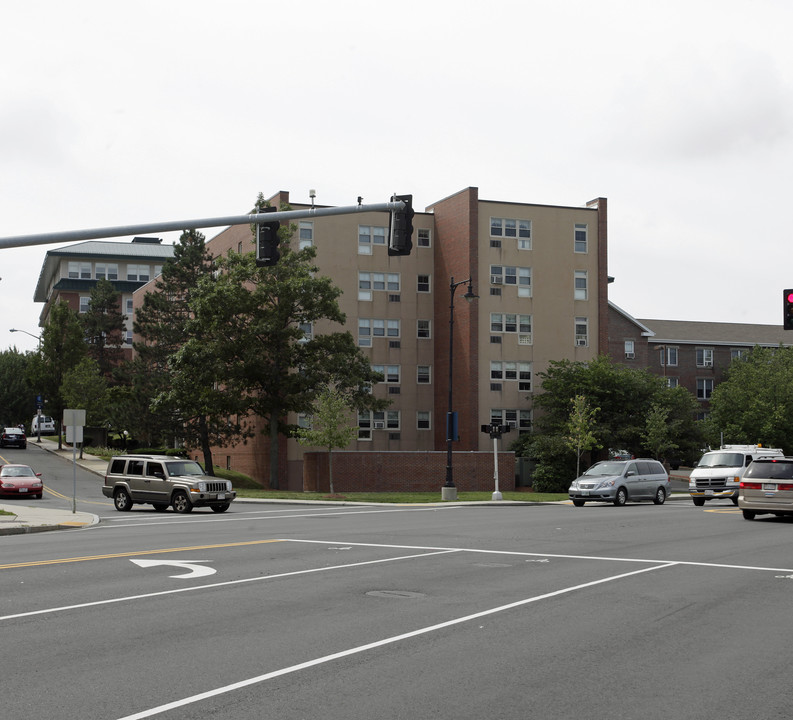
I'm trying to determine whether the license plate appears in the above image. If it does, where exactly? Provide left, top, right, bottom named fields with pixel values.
left=581, top=490, right=589, bottom=496
left=705, top=489, right=714, bottom=495
left=19, top=488, right=28, bottom=493
left=763, top=483, right=776, bottom=491
left=217, top=493, right=225, bottom=500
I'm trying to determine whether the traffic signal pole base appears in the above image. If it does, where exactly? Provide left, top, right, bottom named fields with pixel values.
left=441, top=486, right=458, bottom=502
left=491, top=491, right=503, bottom=501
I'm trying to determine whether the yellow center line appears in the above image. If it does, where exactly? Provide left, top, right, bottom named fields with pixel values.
left=0, top=538, right=284, bottom=570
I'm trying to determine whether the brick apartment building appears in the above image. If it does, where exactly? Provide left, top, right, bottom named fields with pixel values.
left=33, top=236, right=174, bottom=360
left=609, top=302, right=792, bottom=417
left=191, top=187, right=608, bottom=489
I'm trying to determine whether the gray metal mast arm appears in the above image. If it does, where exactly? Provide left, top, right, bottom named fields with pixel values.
left=0, top=199, right=407, bottom=250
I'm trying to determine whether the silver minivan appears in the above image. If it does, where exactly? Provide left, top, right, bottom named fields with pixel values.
left=568, top=459, right=671, bottom=507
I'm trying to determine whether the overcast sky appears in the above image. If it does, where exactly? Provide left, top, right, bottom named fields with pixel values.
left=2, top=0, right=792, bottom=353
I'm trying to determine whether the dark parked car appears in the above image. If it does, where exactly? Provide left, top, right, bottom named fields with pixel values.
left=0, top=427, right=27, bottom=449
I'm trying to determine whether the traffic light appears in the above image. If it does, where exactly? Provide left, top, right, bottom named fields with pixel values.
left=255, top=207, right=280, bottom=267
left=388, top=194, right=414, bottom=256
left=784, top=289, right=793, bottom=330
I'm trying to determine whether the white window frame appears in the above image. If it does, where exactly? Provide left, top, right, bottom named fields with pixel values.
left=417, top=365, right=431, bottom=384
left=575, top=317, right=589, bottom=346
left=575, top=270, right=588, bottom=300
left=417, top=411, right=431, bottom=430
left=697, top=348, right=714, bottom=367
left=417, top=228, right=431, bottom=248
left=575, top=223, right=588, bottom=253
left=417, top=319, right=431, bottom=339
left=299, top=221, right=313, bottom=249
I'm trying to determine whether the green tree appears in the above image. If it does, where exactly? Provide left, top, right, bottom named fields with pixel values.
left=707, top=346, right=793, bottom=453
left=642, top=404, right=679, bottom=461
left=131, top=229, right=223, bottom=456
left=60, top=357, right=109, bottom=456
left=25, top=301, right=87, bottom=449
left=296, top=387, right=358, bottom=495
left=186, top=203, right=387, bottom=489
left=81, top=278, right=125, bottom=378
left=0, top=348, right=37, bottom=427
left=565, top=395, right=601, bottom=478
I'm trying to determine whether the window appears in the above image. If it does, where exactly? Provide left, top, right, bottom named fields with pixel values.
left=697, top=348, right=714, bottom=367
left=624, top=340, right=635, bottom=359
left=490, top=217, right=505, bottom=236
left=359, top=318, right=399, bottom=344
left=519, top=363, right=532, bottom=391
left=371, top=410, right=401, bottom=430
left=68, top=261, right=91, bottom=279
left=490, top=313, right=532, bottom=339
left=417, top=366, right=431, bottom=384
left=491, top=265, right=530, bottom=293
left=372, top=364, right=400, bottom=383
left=731, top=348, right=747, bottom=361
left=697, top=378, right=714, bottom=400
left=127, top=264, right=150, bottom=282
left=417, top=275, right=430, bottom=292
left=297, top=413, right=311, bottom=429
left=358, top=273, right=372, bottom=301
left=79, top=296, right=90, bottom=313
left=666, top=377, right=679, bottom=388
left=490, top=409, right=532, bottom=433
left=299, top=221, right=313, bottom=249
left=126, top=298, right=133, bottom=315
left=358, top=319, right=371, bottom=347
left=299, top=322, right=312, bottom=342
left=518, top=267, right=531, bottom=298
left=417, top=319, right=431, bottom=339
left=490, top=362, right=503, bottom=380
left=575, top=270, right=588, bottom=300
left=417, top=228, right=431, bottom=247
left=358, top=412, right=372, bottom=440
left=575, top=223, right=588, bottom=253
left=575, top=318, right=588, bottom=346
left=661, top=346, right=678, bottom=366
left=417, top=411, right=431, bottom=430
left=518, top=220, right=531, bottom=250
left=358, top=225, right=387, bottom=254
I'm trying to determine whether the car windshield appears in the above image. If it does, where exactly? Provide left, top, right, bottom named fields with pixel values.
left=165, top=461, right=205, bottom=477
left=697, top=452, right=744, bottom=468
left=583, top=462, right=625, bottom=476
left=745, top=461, right=793, bottom=480
left=1, top=466, right=34, bottom=477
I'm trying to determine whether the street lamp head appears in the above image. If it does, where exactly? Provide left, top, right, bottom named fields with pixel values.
left=463, top=281, right=478, bottom=302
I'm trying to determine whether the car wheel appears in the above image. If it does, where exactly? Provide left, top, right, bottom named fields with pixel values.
left=572, top=499, right=585, bottom=507
left=653, top=487, right=666, bottom=505
left=113, top=488, right=133, bottom=512
left=731, top=497, right=739, bottom=506
left=692, top=497, right=705, bottom=507
left=35, top=494, right=42, bottom=499
left=211, top=503, right=230, bottom=513
left=742, top=509, right=756, bottom=521
left=21, top=444, right=26, bottom=449
left=613, top=487, right=628, bottom=507
left=172, top=491, right=193, bottom=514
left=152, top=503, right=169, bottom=512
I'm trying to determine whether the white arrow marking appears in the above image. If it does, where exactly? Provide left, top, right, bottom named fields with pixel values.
left=130, top=559, right=216, bottom=579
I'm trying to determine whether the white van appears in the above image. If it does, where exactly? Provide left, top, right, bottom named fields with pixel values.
left=689, top=445, right=784, bottom=506
left=30, top=415, right=56, bottom=434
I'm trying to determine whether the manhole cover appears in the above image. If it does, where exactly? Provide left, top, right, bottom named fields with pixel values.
left=366, top=590, right=425, bottom=599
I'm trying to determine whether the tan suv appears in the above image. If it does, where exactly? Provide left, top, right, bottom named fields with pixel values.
left=102, top=454, right=235, bottom=514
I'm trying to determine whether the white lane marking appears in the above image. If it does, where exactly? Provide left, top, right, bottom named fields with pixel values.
left=115, top=562, right=678, bottom=720
left=0, top=549, right=459, bottom=621
left=129, top=559, right=215, bottom=579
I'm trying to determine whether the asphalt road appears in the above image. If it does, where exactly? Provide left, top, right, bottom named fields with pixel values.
left=2, top=479, right=793, bottom=720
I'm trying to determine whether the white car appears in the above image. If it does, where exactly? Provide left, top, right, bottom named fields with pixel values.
left=30, top=415, right=56, bottom=434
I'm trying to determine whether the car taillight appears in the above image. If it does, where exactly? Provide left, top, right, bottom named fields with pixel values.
left=741, top=482, right=762, bottom=490
left=778, top=484, right=793, bottom=492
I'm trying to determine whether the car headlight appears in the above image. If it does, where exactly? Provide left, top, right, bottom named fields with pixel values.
left=597, top=479, right=616, bottom=489
left=226, top=481, right=233, bottom=492
left=197, top=481, right=207, bottom=492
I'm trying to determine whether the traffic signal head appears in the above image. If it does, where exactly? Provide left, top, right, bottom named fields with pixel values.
left=388, top=194, right=414, bottom=256
left=784, top=289, right=793, bottom=330
left=255, top=207, right=280, bottom=267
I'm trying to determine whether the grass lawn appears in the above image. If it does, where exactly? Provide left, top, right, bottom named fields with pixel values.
left=235, top=489, right=568, bottom=503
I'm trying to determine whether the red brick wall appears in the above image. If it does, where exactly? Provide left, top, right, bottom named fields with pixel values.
left=429, top=187, right=480, bottom=451
left=303, top=451, right=515, bottom=493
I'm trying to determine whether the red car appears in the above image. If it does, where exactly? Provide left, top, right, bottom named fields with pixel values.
left=0, top=464, right=44, bottom=499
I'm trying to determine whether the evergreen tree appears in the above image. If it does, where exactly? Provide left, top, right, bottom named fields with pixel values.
left=25, top=301, right=87, bottom=449
left=81, top=278, right=125, bottom=378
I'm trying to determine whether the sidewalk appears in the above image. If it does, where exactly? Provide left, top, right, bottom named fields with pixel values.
left=0, top=439, right=101, bottom=536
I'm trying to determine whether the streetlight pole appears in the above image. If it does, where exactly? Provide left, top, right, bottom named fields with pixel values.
left=443, top=277, right=478, bottom=501
left=10, top=329, right=43, bottom=443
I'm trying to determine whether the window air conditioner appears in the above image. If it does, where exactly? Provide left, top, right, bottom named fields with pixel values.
left=373, top=421, right=385, bottom=429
